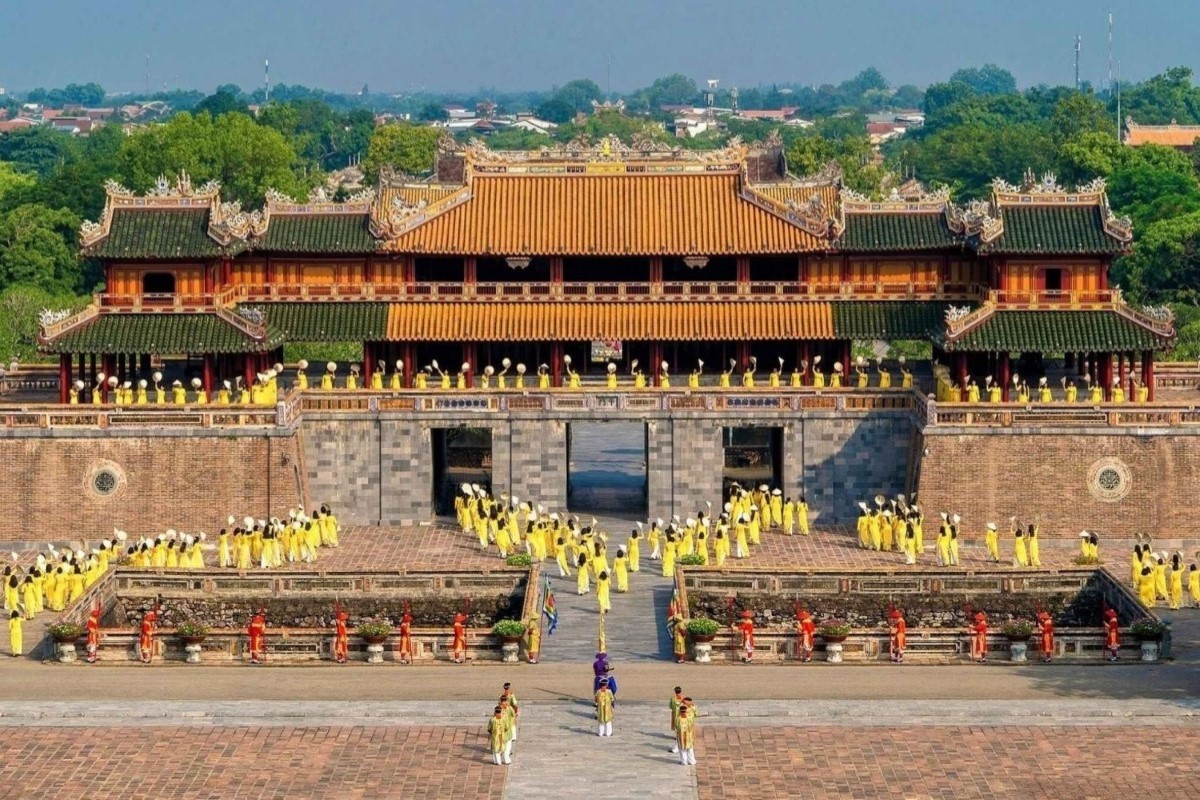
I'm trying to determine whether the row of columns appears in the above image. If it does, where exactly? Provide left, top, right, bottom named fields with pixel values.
left=942, top=349, right=1156, bottom=402
left=58, top=351, right=282, bottom=403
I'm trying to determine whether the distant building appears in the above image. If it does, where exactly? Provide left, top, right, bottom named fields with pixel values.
left=0, top=117, right=34, bottom=133
left=1124, top=117, right=1200, bottom=150
left=510, top=115, right=557, bottom=135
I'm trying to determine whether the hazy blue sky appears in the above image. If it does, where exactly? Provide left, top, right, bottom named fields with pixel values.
left=1, top=0, right=1195, bottom=95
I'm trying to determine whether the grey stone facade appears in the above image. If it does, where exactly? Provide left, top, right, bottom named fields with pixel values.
left=301, top=408, right=917, bottom=526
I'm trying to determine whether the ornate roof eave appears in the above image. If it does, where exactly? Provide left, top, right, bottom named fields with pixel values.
left=369, top=184, right=473, bottom=240
left=946, top=199, right=1004, bottom=246
left=739, top=181, right=842, bottom=240
left=79, top=172, right=223, bottom=251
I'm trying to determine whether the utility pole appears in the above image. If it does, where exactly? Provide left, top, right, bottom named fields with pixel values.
left=1107, top=12, right=1113, bottom=95
left=1116, top=60, right=1122, bottom=142
left=606, top=52, right=612, bottom=100
left=145, top=54, right=150, bottom=95
left=264, top=59, right=270, bottom=104
left=1074, top=35, right=1081, bottom=90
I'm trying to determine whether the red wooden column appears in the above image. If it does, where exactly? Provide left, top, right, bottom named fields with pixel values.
left=549, top=257, right=564, bottom=297
left=405, top=343, right=416, bottom=387
left=1143, top=350, right=1156, bottom=401
left=551, top=343, right=563, bottom=387
left=736, top=256, right=751, bottom=295
left=363, top=342, right=374, bottom=385
left=843, top=342, right=853, bottom=380
left=221, top=256, right=232, bottom=287
left=101, top=355, right=115, bottom=402
left=737, top=341, right=751, bottom=373
left=463, top=343, right=476, bottom=389
left=243, top=354, right=256, bottom=389
left=58, top=354, right=70, bottom=403
left=799, top=341, right=811, bottom=384
left=999, top=352, right=1011, bottom=401
left=202, top=354, right=214, bottom=394
left=1101, top=353, right=1114, bottom=400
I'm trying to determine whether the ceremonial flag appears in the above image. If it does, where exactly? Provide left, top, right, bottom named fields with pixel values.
left=666, top=585, right=680, bottom=633
left=542, top=578, right=558, bottom=634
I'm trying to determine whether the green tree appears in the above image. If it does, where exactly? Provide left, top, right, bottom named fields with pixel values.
left=0, top=127, right=81, bottom=178
left=417, top=101, right=449, bottom=122
left=1057, top=131, right=1123, bottom=184
left=552, top=79, right=605, bottom=115
left=949, top=64, right=1017, bottom=96
left=117, top=112, right=308, bottom=206
left=0, top=204, right=82, bottom=293
left=0, top=284, right=90, bottom=361
left=891, top=84, right=925, bottom=109
left=535, top=98, right=575, bottom=124
left=1050, top=92, right=1114, bottom=143
left=553, top=111, right=670, bottom=144
left=483, top=127, right=555, bottom=151
left=0, top=162, right=35, bottom=205
left=1107, top=145, right=1200, bottom=230
left=361, top=123, right=443, bottom=179
left=1113, top=211, right=1200, bottom=303
left=195, top=89, right=248, bottom=118
left=1119, top=66, right=1200, bottom=125
left=922, top=81, right=977, bottom=125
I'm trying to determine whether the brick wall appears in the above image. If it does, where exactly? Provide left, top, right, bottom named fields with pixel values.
left=802, top=416, right=915, bottom=523
left=0, top=431, right=301, bottom=545
left=917, top=428, right=1200, bottom=539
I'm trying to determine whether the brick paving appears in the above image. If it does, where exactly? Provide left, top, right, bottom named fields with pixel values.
left=0, top=725, right=504, bottom=800
left=695, top=725, right=1200, bottom=800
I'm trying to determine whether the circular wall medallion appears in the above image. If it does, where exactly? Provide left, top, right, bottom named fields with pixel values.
left=1087, top=457, right=1131, bottom=503
left=84, top=460, right=126, bottom=500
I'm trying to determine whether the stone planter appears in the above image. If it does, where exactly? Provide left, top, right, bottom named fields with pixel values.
left=361, top=635, right=389, bottom=646
left=184, top=643, right=204, bottom=664
left=1138, top=639, right=1160, bottom=663
left=825, top=643, right=844, bottom=663
left=55, top=640, right=77, bottom=663
left=500, top=642, right=520, bottom=663
left=1008, top=640, right=1028, bottom=663
left=366, top=643, right=385, bottom=664
left=693, top=642, right=713, bottom=663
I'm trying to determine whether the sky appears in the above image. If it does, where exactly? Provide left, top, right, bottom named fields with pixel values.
left=1, top=0, right=1196, bottom=95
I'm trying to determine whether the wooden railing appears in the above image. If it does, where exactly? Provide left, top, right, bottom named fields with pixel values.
left=990, top=288, right=1120, bottom=308
left=221, top=281, right=987, bottom=304
left=97, top=293, right=222, bottom=312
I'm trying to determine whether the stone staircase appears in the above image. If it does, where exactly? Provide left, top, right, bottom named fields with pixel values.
left=538, top=559, right=674, bottom=664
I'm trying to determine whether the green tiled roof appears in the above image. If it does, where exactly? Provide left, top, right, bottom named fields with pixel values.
left=253, top=214, right=377, bottom=253
left=252, top=302, right=389, bottom=342
left=986, top=206, right=1127, bottom=255
left=838, top=212, right=961, bottom=251
left=945, top=310, right=1168, bottom=352
left=43, top=314, right=279, bottom=354
left=832, top=301, right=949, bottom=340
left=85, top=208, right=224, bottom=259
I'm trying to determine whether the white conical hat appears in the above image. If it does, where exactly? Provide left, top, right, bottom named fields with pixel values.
left=986, top=522, right=996, bottom=530
left=297, top=359, right=309, bottom=370
left=191, top=378, right=202, bottom=389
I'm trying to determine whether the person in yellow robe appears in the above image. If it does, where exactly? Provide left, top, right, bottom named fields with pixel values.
left=675, top=705, right=696, bottom=765
left=371, top=363, right=384, bottom=390
left=1169, top=554, right=1184, bottom=610
left=688, top=360, right=702, bottom=389
left=830, top=362, right=843, bottom=388
left=1013, top=526, right=1029, bottom=567
left=537, top=364, right=550, bottom=390
left=719, top=359, right=733, bottom=388
left=564, top=356, right=581, bottom=389
left=1187, top=563, right=1200, bottom=608
left=613, top=548, right=629, bottom=592
left=488, top=705, right=508, bottom=765
left=796, top=496, right=810, bottom=536
left=985, top=522, right=1000, bottom=562
left=662, top=532, right=677, bottom=577
left=1027, top=524, right=1041, bottom=568
left=856, top=503, right=871, bottom=548
left=595, top=678, right=614, bottom=736
left=1137, top=565, right=1156, bottom=608
left=627, top=528, right=640, bottom=573
left=596, top=570, right=612, bottom=612
left=192, top=377, right=208, bottom=404
left=576, top=553, right=590, bottom=594
left=1154, top=554, right=1169, bottom=603
left=321, top=362, right=337, bottom=390
left=769, top=490, right=783, bottom=530
left=607, top=363, right=619, bottom=389
left=346, top=365, right=360, bottom=390
left=742, top=357, right=756, bottom=388
left=877, top=359, right=892, bottom=388
left=1111, top=379, right=1125, bottom=403
left=8, top=611, right=22, bottom=657
left=1064, top=379, right=1078, bottom=403
left=19, top=576, right=37, bottom=620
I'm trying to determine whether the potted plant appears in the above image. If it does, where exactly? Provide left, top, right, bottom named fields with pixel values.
left=686, top=617, right=721, bottom=643
left=492, top=619, right=527, bottom=644
left=357, top=620, right=393, bottom=645
left=1129, top=618, right=1166, bottom=641
left=678, top=553, right=706, bottom=567
left=1001, top=620, right=1035, bottom=642
left=47, top=622, right=82, bottom=644
left=175, top=620, right=209, bottom=645
left=505, top=553, right=533, bottom=567
left=1073, top=554, right=1102, bottom=566
left=818, top=619, right=851, bottom=643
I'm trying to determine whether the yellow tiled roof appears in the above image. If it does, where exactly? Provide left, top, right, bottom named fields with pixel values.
left=385, top=301, right=835, bottom=341
left=381, top=173, right=828, bottom=256
left=746, top=183, right=840, bottom=209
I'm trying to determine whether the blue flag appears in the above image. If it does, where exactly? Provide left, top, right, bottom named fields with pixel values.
left=542, top=578, right=558, bottom=635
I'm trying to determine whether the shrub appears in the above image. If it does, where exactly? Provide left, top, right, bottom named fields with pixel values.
left=356, top=620, right=394, bottom=639
left=47, top=622, right=82, bottom=640
left=1129, top=618, right=1167, bottom=639
left=505, top=553, right=533, bottom=567
left=677, top=553, right=706, bottom=566
left=1001, top=619, right=1035, bottom=638
left=1073, top=554, right=1102, bottom=566
left=818, top=619, right=852, bottom=637
left=174, top=620, right=209, bottom=638
left=686, top=618, right=721, bottom=636
left=492, top=619, right=527, bottom=638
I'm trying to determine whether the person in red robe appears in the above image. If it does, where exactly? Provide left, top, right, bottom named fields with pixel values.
left=85, top=605, right=101, bottom=664
left=1036, top=610, right=1054, bottom=663
left=969, top=611, right=988, bottom=663
left=796, top=610, right=815, bottom=663
left=452, top=612, right=467, bottom=663
left=888, top=608, right=907, bottom=663
left=333, top=609, right=349, bottom=664
left=248, top=610, right=267, bottom=664
left=1103, top=608, right=1120, bottom=662
left=398, top=612, right=413, bottom=665
left=138, top=609, right=157, bottom=664
left=735, top=610, right=755, bottom=663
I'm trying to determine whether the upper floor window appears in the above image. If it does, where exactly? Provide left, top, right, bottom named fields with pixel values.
left=142, top=272, right=176, bottom=295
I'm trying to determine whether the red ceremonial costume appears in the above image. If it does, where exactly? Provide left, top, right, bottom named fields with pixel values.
left=138, top=610, right=157, bottom=663
left=888, top=609, right=907, bottom=663
left=796, top=610, right=815, bottom=662
left=86, top=606, right=101, bottom=664
left=970, top=612, right=988, bottom=662
left=398, top=613, right=413, bottom=664
left=736, top=610, right=755, bottom=662
left=1036, top=611, right=1054, bottom=663
left=1104, top=609, right=1120, bottom=661
left=248, top=611, right=267, bottom=664
left=452, top=612, right=467, bottom=663
left=333, top=611, right=349, bottom=664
